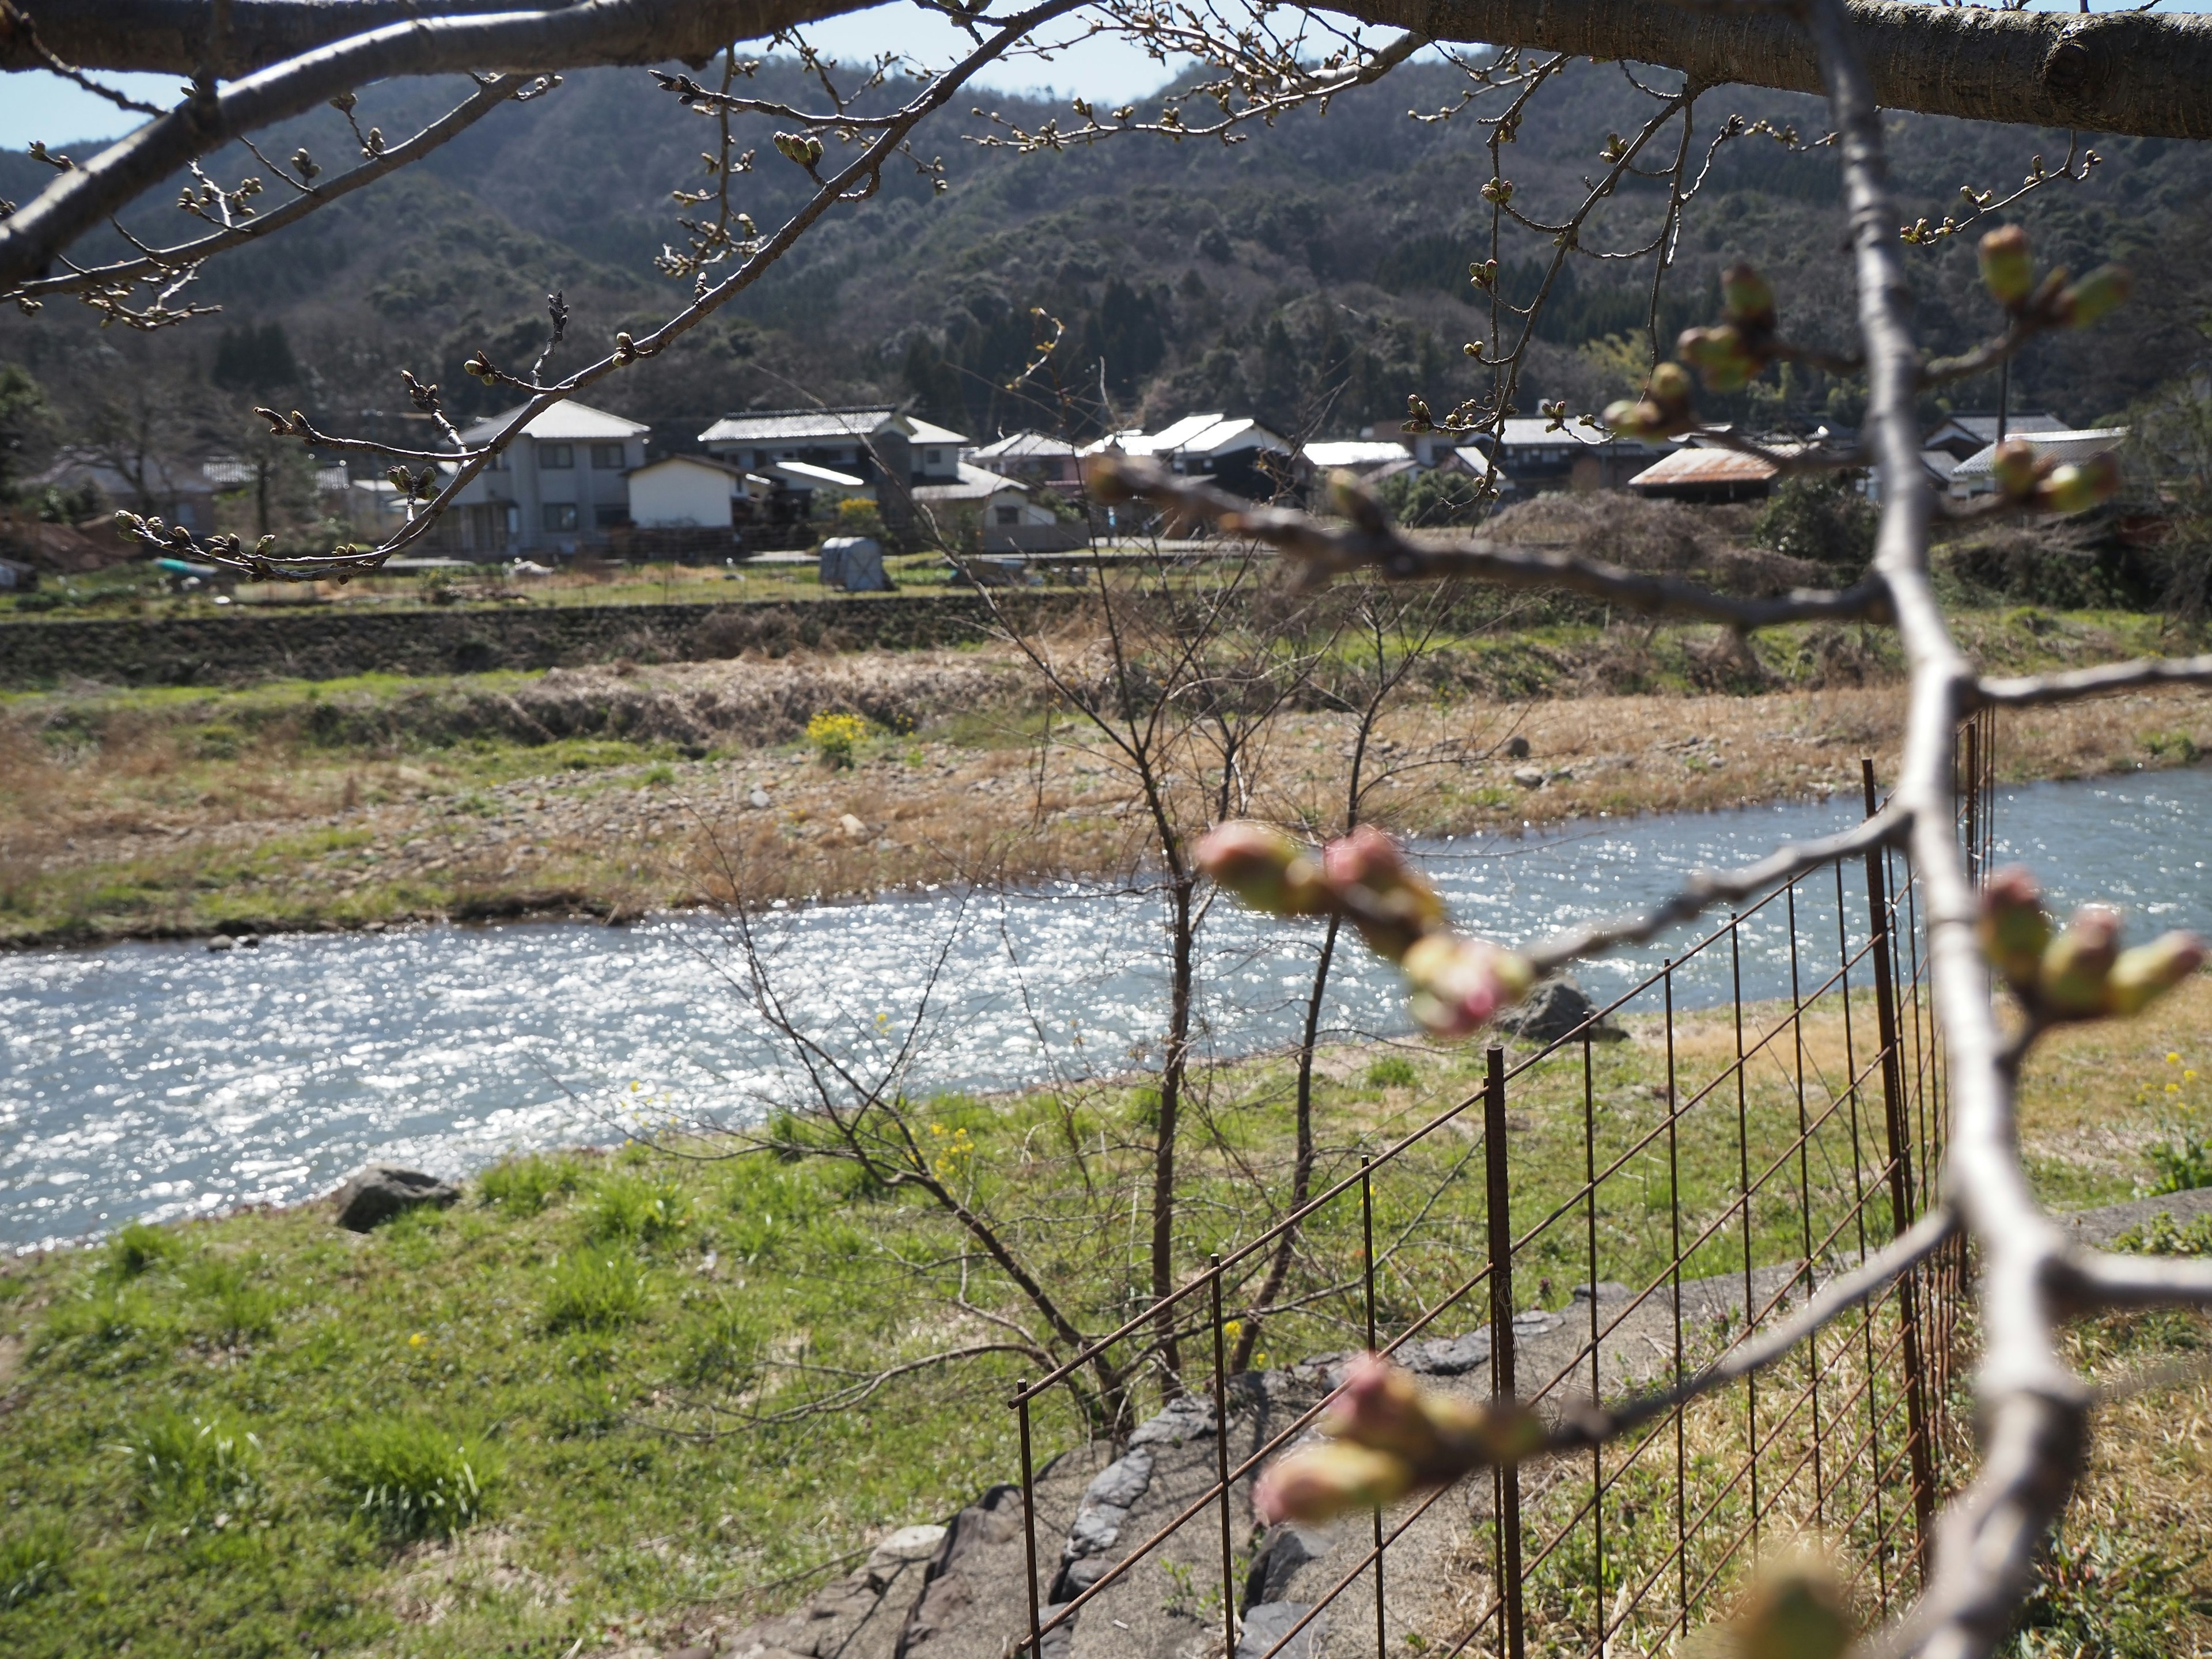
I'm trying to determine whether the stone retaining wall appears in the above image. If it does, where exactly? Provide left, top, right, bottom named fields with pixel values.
left=0, top=592, right=1088, bottom=689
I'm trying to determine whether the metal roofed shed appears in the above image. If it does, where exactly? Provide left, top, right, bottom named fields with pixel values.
left=1624, top=445, right=1779, bottom=502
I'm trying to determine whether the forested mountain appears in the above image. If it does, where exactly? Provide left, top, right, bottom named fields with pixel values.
left=5, top=50, right=2210, bottom=468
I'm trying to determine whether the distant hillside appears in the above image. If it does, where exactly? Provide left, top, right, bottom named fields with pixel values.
left=4, top=54, right=2209, bottom=467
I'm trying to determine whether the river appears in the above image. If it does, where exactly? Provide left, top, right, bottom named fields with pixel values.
left=5, top=767, right=2208, bottom=1250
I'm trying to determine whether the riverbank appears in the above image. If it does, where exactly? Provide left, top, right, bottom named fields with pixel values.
left=0, top=984, right=2206, bottom=1658
left=3, top=605, right=2206, bottom=949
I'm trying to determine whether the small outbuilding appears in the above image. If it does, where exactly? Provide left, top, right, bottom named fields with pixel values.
left=628, top=454, right=741, bottom=529
left=1624, top=446, right=1778, bottom=503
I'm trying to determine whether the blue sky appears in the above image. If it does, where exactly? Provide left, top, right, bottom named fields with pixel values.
left=2, top=0, right=2198, bottom=151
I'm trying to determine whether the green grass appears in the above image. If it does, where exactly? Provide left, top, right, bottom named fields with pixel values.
left=319, top=1421, right=497, bottom=1541
left=540, top=1249, right=652, bottom=1331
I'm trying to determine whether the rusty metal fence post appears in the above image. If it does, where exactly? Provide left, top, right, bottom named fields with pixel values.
left=1484, top=1044, right=1525, bottom=1659
left=1210, top=1257, right=1236, bottom=1659
left=1861, top=759, right=1938, bottom=1575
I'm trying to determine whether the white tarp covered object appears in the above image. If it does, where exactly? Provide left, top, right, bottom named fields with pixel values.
left=819, top=536, right=888, bottom=592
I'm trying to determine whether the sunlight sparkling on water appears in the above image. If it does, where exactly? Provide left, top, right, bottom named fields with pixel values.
left=5, top=768, right=2208, bottom=1249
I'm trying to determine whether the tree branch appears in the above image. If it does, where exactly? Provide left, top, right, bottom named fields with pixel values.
left=1093, top=456, right=1892, bottom=628
left=1523, top=806, right=1907, bottom=971
left=1974, top=654, right=2212, bottom=709
left=2, top=71, right=536, bottom=305
left=17, top=0, right=2212, bottom=141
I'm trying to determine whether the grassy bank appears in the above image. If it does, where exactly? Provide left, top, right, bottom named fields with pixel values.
left=3, top=604, right=2208, bottom=948
left=2, top=978, right=2209, bottom=1657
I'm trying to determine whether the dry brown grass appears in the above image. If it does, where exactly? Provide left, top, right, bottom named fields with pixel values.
left=5, top=632, right=2212, bottom=944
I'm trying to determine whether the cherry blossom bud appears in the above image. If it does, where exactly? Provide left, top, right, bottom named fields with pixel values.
left=1319, top=1354, right=1449, bottom=1463
left=1195, top=821, right=1328, bottom=916
left=1604, top=362, right=1696, bottom=441
left=1977, top=225, right=2034, bottom=308
left=1480, top=176, right=1513, bottom=205
left=2033, top=450, right=2120, bottom=516
left=1320, top=826, right=1446, bottom=959
left=1677, top=324, right=1759, bottom=393
left=1468, top=258, right=1498, bottom=290
left=1719, top=262, right=1775, bottom=331
left=1988, top=437, right=2041, bottom=499
left=2107, top=931, right=2206, bottom=1015
left=1401, top=933, right=1535, bottom=1037
left=1253, top=1442, right=1411, bottom=1524
left=2058, top=263, right=2131, bottom=329
left=2039, top=903, right=2122, bottom=1017
left=1722, top=1558, right=1856, bottom=1659
left=1978, top=866, right=2050, bottom=992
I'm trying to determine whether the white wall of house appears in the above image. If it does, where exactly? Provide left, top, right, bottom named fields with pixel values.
left=630, top=459, right=734, bottom=528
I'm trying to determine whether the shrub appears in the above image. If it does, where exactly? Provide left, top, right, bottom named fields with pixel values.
left=321, top=1420, right=495, bottom=1540
left=1373, top=467, right=1490, bottom=528
left=584, top=1172, right=690, bottom=1245
left=105, top=1221, right=183, bottom=1279
left=0, top=1522, right=69, bottom=1609
left=541, top=1250, right=649, bottom=1331
left=1366, top=1055, right=1419, bottom=1089
left=2146, top=1124, right=2212, bottom=1195
left=805, top=711, right=868, bottom=768
left=1752, top=474, right=1877, bottom=573
left=478, top=1153, right=581, bottom=1215
left=114, top=1408, right=259, bottom=1514
left=2112, top=1209, right=2212, bottom=1255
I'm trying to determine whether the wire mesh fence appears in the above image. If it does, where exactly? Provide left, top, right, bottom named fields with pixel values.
left=1005, top=740, right=1988, bottom=1658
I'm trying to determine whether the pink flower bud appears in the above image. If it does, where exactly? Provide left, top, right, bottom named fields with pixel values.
left=2039, top=903, right=2122, bottom=1017
left=1978, top=865, right=2050, bottom=993
left=1253, top=1441, right=1412, bottom=1525
left=1323, top=825, right=1445, bottom=959
left=2059, top=263, right=2131, bottom=329
left=2107, top=931, right=2205, bottom=1015
left=1195, top=821, right=1326, bottom=916
left=1978, top=225, right=2034, bottom=308
left=2033, top=450, right=2121, bottom=516
left=1320, top=1354, right=1448, bottom=1463
left=1401, top=933, right=1535, bottom=1038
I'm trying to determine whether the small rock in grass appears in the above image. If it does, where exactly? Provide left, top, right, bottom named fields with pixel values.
left=1511, top=766, right=1545, bottom=789
left=332, top=1164, right=461, bottom=1232
left=748, top=787, right=771, bottom=809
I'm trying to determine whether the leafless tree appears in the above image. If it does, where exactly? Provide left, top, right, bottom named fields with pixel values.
left=11, top=0, right=2212, bottom=1650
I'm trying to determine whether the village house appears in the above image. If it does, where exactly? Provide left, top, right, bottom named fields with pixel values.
left=696, top=407, right=968, bottom=535
left=967, top=431, right=1083, bottom=491
left=446, top=401, right=649, bottom=558
left=1949, top=426, right=2130, bottom=499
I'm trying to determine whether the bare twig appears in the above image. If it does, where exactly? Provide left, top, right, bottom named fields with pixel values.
left=1093, top=457, right=1893, bottom=627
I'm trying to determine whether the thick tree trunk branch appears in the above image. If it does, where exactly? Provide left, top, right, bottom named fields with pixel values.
left=0, top=0, right=870, bottom=77
left=14, top=0, right=2212, bottom=140
left=1341, top=0, right=2212, bottom=140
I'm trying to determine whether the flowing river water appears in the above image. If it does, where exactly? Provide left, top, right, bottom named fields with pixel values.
left=5, top=767, right=2209, bottom=1251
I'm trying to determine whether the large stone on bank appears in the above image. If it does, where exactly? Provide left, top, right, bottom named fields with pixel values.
left=1495, top=976, right=1622, bottom=1045
left=332, top=1164, right=461, bottom=1231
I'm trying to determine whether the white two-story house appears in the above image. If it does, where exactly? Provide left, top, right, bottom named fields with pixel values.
left=448, top=401, right=650, bottom=559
